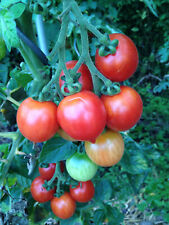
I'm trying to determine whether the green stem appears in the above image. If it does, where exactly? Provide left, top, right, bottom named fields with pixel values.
left=0, top=132, right=18, bottom=140
left=6, top=96, right=20, bottom=107
left=0, top=133, right=22, bottom=186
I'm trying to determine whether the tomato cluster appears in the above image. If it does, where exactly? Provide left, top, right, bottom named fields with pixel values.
left=31, top=162, right=95, bottom=219
left=16, top=32, right=143, bottom=220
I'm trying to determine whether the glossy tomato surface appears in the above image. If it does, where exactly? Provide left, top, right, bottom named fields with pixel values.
left=51, top=192, right=76, bottom=219
left=17, top=98, right=59, bottom=143
left=59, top=60, right=93, bottom=93
left=101, top=86, right=143, bottom=131
left=95, top=33, right=139, bottom=82
left=39, top=162, right=64, bottom=181
left=70, top=180, right=95, bottom=202
left=57, top=91, right=106, bottom=142
left=31, top=176, right=55, bottom=203
left=57, top=129, right=77, bottom=142
left=66, top=152, right=98, bottom=181
left=85, top=130, right=124, bottom=167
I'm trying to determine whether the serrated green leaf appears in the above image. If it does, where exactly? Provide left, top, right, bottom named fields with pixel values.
left=0, top=11, right=19, bottom=51
left=9, top=3, right=26, bottom=19
left=94, top=179, right=112, bottom=201
left=40, top=137, right=76, bottom=163
left=10, top=68, right=33, bottom=88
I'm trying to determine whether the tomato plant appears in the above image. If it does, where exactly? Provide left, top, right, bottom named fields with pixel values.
left=70, top=180, right=95, bottom=202
left=30, top=176, right=55, bottom=203
left=95, top=33, right=139, bottom=82
left=0, top=38, right=6, bottom=61
left=39, top=162, right=64, bottom=181
left=16, top=98, right=59, bottom=143
left=85, top=129, right=124, bottom=167
left=66, top=152, right=98, bottom=181
left=51, top=192, right=76, bottom=219
left=59, top=60, right=93, bottom=92
left=57, top=91, right=106, bottom=142
left=101, top=86, right=143, bottom=131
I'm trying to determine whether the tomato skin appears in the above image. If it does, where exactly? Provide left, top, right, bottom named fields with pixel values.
left=85, top=130, right=124, bottom=167
left=57, top=129, right=77, bottom=142
left=66, top=152, right=98, bottom=181
left=16, top=98, right=59, bottom=143
left=57, top=91, right=106, bottom=142
left=0, top=38, right=6, bottom=61
left=101, top=86, right=143, bottom=131
left=31, top=176, right=55, bottom=203
left=95, top=33, right=139, bottom=82
left=39, top=162, right=64, bottom=181
left=70, top=181, right=95, bottom=202
left=59, top=60, right=93, bottom=93
left=51, top=192, right=76, bottom=219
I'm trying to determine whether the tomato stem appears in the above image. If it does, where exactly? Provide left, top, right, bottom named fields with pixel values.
left=0, top=132, right=19, bottom=140
left=6, top=96, right=20, bottom=107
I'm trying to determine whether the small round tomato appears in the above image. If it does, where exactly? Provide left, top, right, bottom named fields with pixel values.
left=101, top=86, right=143, bottom=131
left=57, top=91, right=107, bottom=142
left=70, top=180, right=95, bottom=202
left=59, top=61, right=93, bottom=93
left=95, top=33, right=139, bottom=82
left=66, top=152, right=98, bottom=181
left=51, top=192, right=76, bottom=219
left=31, top=176, right=55, bottom=203
left=39, top=162, right=64, bottom=181
left=0, top=38, right=6, bottom=61
left=85, top=130, right=124, bottom=167
left=17, top=98, right=59, bottom=143
left=57, top=129, right=77, bottom=142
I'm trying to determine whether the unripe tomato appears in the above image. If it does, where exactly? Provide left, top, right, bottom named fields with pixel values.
left=95, top=33, right=139, bottom=82
left=51, top=192, right=76, bottom=219
left=101, top=86, right=143, bottom=131
left=66, top=152, right=98, bottom=181
left=57, top=91, right=106, bottom=142
left=70, top=180, right=95, bottom=202
left=57, top=129, right=77, bottom=142
left=31, top=176, right=55, bottom=203
left=0, top=38, right=6, bottom=61
left=17, top=98, right=59, bottom=143
left=59, top=60, right=93, bottom=93
left=85, top=130, right=124, bottom=167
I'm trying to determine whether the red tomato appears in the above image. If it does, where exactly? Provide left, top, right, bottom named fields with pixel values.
left=39, top=162, right=64, bottom=181
left=57, top=91, right=107, bottom=142
left=70, top=181, right=95, bottom=202
left=85, top=130, right=124, bottom=167
left=95, top=33, right=139, bottom=82
left=17, top=98, right=59, bottom=143
left=51, top=192, right=76, bottom=219
left=59, top=61, right=93, bottom=93
left=101, top=86, right=143, bottom=131
left=30, top=176, right=55, bottom=203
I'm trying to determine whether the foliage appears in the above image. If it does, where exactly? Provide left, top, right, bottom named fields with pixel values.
left=0, top=0, right=169, bottom=224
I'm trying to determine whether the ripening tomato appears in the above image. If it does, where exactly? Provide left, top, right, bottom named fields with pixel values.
left=0, top=38, right=6, bottom=61
left=95, top=33, right=139, bottom=82
left=70, top=180, right=95, bottom=202
left=66, top=152, right=98, bottom=181
left=85, top=130, right=124, bottom=167
left=59, top=60, right=93, bottom=93
left=17, top=98, right=59, bottom=143
left=51, top=192, right=76, bottom=219
left=57, top=91, right=107, bottom=142
left=39, top=162, right=64, bottom=181
left=57, top=129, right=77, bottom=142
left=101, top=86, right=143, bottom=131
left=31, top=176, right=55, bottom=203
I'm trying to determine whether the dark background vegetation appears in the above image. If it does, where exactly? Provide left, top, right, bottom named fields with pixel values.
left=0, top=0, right=169, bottom=224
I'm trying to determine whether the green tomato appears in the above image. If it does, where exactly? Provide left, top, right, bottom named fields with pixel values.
left=0, top=38, right=6, bottom=61
left=66, top=152, right=98, bottom=181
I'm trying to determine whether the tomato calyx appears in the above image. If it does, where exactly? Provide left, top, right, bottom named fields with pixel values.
left=98, top=39, right=119, bottom=56
left=101, top=82, right=121, bottom=96
left=61, top=81, right=82, bottom=96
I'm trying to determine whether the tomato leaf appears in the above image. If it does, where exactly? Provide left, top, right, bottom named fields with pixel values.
left=94, top=179, right=112, bottom=201
left=105, top=205, right=124, bottom=225
left=39, top=136, right=76, bottom=163
left=60, top=214, right=83, bottom=225
left=9, top=3, right=26, bottom=19
left=93, top=209, right=105, bottom=225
